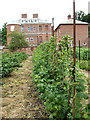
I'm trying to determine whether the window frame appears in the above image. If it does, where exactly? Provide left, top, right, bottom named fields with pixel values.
left=39, top=25, right=42, bottom=31
left=30, top=25, right=33, bottom=31
left=21, top=26, right=24, bottom=32
left=26, top=38, right=29, bottom=43
left=30, top=37, right=34, bottom=41
left=11, top=26, right=15, bottom=31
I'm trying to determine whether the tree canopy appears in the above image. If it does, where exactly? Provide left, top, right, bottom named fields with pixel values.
left=75, top=11, right=86, bottom=21
left=2, top=23, right=7, bottom=45
left=8, top=31, right=29, bottom=52
left=0, top=29, right=2, bottom=44
left=82, top=14, right=90, bottom=23
left=76, top=11, right=90, bottom=37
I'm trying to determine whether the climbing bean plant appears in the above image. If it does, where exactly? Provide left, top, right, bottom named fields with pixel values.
left=32, top=35, right=88, bottom=119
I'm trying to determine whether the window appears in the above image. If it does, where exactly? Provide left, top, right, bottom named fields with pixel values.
left=31, top=38, right=34, bottom=41
left=45, top=25, right=48, bottom=31
left=30, top=25, right=33, bottom=31
left=26, top=38, right=29, bottom=43
left=28, top=27, right=30, bottom=31
left=35, top=19, right=37, bottom=22
left=11, top=26, right=15, bottom=31
left=39, top=36, right=43, bottom=43
left=21, top=26, right=24, bottom=32
left=46, top=36, right=48, bottom=41
left=83, top=42, right=87, bottom=46
left=39, top=25, right=42, bottom=31
left=34, top=27, right=35, bottom=31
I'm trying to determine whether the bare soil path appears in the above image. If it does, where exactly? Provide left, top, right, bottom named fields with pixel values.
left=2, top=56, right=48, bottom=119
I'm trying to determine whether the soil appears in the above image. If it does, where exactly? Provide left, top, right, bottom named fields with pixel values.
left=1, top=56, right=48, bottom=119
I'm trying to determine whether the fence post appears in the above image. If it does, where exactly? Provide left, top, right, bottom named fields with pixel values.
left=52, top=18, right=54, bottom=37
left=73, top=0, right=76, bottom=119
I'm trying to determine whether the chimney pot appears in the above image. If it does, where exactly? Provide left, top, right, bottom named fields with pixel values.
left=33, top=14, right=38, bottom=18
left=21, top=14, right=27, bottom=18
left=68, top=14, right=71, bottom=20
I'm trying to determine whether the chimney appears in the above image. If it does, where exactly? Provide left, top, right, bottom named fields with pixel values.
left=21, top=14, right=27, bottom=18
left=67, top=14, right=71, bottom=20
left=33, top=14, right=38, bottom=18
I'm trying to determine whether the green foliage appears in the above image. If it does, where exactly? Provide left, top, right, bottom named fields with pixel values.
left=32, top=35, right=88, bottom=119
left=8, top=32, right=28, bottom=52
left=75, top=11, right=86, bottom=21
left=2, top=52, right=28, bottom=77
left=79, top=60, right=89, bottom=71
left=0, top=30, right=2, bottom=44
left=75, top=47, right=88, bottom=61
left=88, top=25, right=90, bottom=37
left=82, top=14, right=90, bottom=24
left=2, top=23, right=7, bottom=45
left=75, top=47, right=89, bottom=70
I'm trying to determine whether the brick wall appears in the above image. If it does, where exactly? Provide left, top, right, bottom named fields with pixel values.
left=7, top=24, right=21, bottom=45
left=2, top=47, right=37, bottom=56
left=55, top=24, right=88, bottom=46
left=7, top=23, right=52, bottom=46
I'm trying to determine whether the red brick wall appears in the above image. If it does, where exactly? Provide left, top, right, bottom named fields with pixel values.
left=3, top=47, right=37, bottom=55
left=55, top=24, right=88, bottom=46
left=7, top=24, right=21, bottom=45
left=7, top=23, right=52, bottom=47
left=21, top=24, right=52, bottom=45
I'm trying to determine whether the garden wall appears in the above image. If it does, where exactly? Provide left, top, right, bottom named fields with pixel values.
left=2, top=47, right=37, bottom=55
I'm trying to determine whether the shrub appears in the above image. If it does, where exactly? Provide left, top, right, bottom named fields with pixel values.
left=8, top=32, right=28, bottom=52
left=2, top=52, right=28, bottom=77
left=75, top=47, right=88, bottom=61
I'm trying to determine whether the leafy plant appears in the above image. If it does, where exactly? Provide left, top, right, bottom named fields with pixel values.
left=32, top=35, right=88, bottom=119
left=2, top=52, right=28, bottom=77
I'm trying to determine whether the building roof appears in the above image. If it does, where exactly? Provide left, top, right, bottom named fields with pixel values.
left=19, top=18, right=51, bottom=24
left=55, top=19, right=88, bottom=31
left=7, top=21, right=21, bottom=25
left=8, top=18, right=51, bottom=25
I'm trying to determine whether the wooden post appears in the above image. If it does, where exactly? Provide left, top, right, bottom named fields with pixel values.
left=52, top=18, right=54, bottom=37
left=73, top=0, right=76, bottom=119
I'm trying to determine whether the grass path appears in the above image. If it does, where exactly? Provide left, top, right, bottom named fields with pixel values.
left=2, top=56, right=48, bottom=119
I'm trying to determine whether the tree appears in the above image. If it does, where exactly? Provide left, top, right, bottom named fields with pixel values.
left=88, top=25, right=90, bottom=38
left=75, top=11, right=86, bottom=21
left=81, top=14, right=90, bottom=37
left=0, top=29, right=2, bottom=44
left=8, top=31, right=29, bottom=52
left=82, top=14, right=90, bottom=23
left=76, top=11, right=90, bottom=37
left=2, top=23, right=7, bottom=45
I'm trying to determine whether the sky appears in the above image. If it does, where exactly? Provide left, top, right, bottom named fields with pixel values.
left=0, top=0, right=89, bottom=29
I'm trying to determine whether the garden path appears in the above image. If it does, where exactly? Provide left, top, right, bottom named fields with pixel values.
left=2, top=56, right=48, bottom=119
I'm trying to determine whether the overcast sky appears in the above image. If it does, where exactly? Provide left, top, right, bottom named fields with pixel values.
left=0, top=0, right=89, bottom=29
